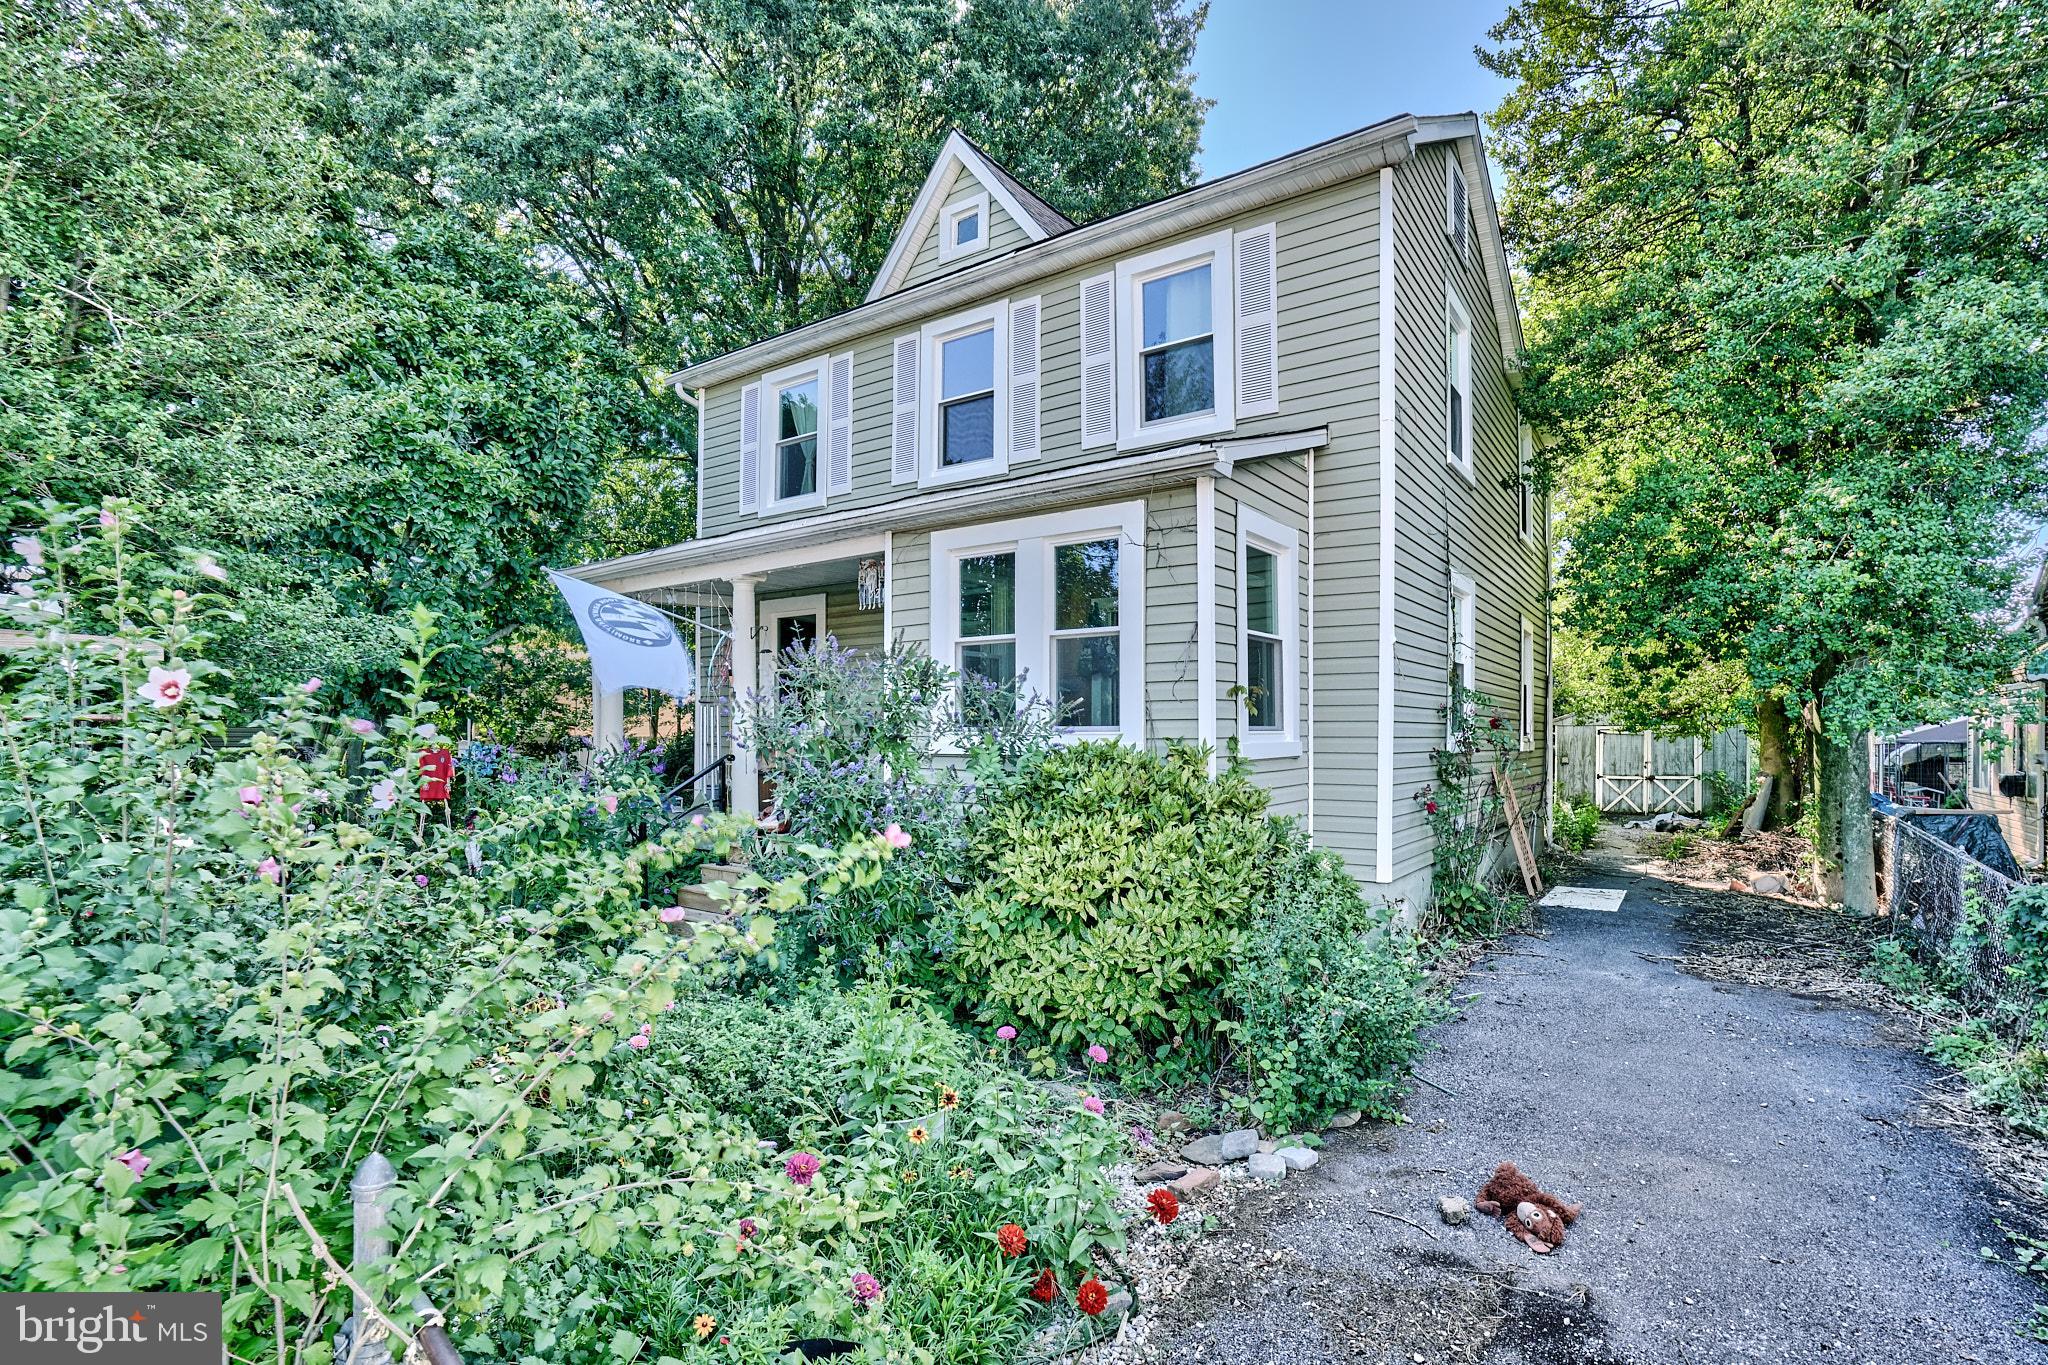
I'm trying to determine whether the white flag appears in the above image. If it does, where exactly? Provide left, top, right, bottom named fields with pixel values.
left=546, top=570, right=695, bottom=699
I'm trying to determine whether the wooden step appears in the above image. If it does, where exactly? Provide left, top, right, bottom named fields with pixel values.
left=676, top=884, right=742, bottom=916
left=698, top=862, right=750, bottom=888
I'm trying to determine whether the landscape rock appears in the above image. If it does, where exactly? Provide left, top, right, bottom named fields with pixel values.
left=1324, top=1110, right=1362, bottom=1130
left=1245, top=1152, right=1287, bottom=1183
left=1171, top=1167, right=1220, bottom=1197
left=1257, top=1138, right=1277, bottom=1154
left=1276, top=1146, right=1319, bottom=1171
left=1218, top=1127, right=1261, bottom=1160
left=1133, top=1161, right=1188, bottom=1184
left=1752, top=873, right=1787, bottom=894
left=1181, top=1127, right=1260, bottom=1165
left=1156, top=1110, right=1193, bottom=1136
left=1438, top=1195, right=1472, bottom=1226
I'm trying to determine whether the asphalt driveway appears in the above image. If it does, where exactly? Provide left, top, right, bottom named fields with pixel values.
left=1138, top=866, right=2047, bottom=1363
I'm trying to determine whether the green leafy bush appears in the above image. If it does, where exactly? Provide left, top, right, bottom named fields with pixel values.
left=1225, top=827, right=1436, bottom=1132
left=1552, top=796, right=1602, bottom=853
left=940, top=742, right=1275, bottom=1055
left=1415, top=682, right=1521, bottom=937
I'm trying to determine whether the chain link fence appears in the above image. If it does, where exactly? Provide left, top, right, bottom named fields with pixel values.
left=1881, top=814, right=2032, bottom=1024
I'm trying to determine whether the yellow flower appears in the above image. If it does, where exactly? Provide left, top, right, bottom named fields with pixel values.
left=902, top=1168, right=919, bottom=1182
left=681, top=1241, right=696, bottom=1257
left=693, top=1313, right=716, bottom=1341
left=907, top=1125, right=928, bottom=1145
left=938, top=1087, right=960, bottom=1110
left=950, top=1166, right=972, bottom=1180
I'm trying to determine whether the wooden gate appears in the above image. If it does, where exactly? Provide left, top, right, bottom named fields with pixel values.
left=1595, top=731, right=1704, bottom=814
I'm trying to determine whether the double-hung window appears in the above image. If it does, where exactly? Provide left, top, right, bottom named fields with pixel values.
left=1448, top=573, right=1476, bottom=743
left=939, top=326, right=997, bottom=469
left=757, top=359, right=827, bottom=514
left=1051, top=539, right=1121, bottom=730
left=931, top=502, right=1145, bottom=745
left=917, top=300, right=1010, bottom=487
left=1446, top=289, right=1473, bottom=480
left=1518, top=425, right=1536, bottom=541
left=1236, top=506, right=1300, bottom=757
left=1113, top=229, right=1235, bottom=450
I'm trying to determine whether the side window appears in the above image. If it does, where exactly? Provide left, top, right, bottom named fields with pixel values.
left=1520, top=617, right=1535, bottom=751
left=1446, top=291, right=1473, bottom=479
left=1236, top=506, right=1300, bottom=757
left=1447, top=575, right=1476, bottom=743
left=1051, top=539, right=1121, bottom=730
left=1519, top=425, right=1536, bottom=541
left=1243, top=544, right=1282, bottom=731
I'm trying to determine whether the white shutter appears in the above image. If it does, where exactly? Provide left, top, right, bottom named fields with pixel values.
left=1009, top=296, right=1041, bottom=462
left=1234, top=224, right=1278, bottom=417
left=827, top=353, right=854, bottom=496
left=738, top=382, right=761, bottom=513
left=891, top=332, right=919, bottom=484
left=1446, top=158, right=1469, bottom=266
left=1079, top=272, right=1115, bottom=449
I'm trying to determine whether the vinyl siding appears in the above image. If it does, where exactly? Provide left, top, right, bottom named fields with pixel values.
left=899, top=175, right=1034, bottom=292
left=696, top=175, right=1384, bottom=541
left=1219, top=462, right=1312, bottom=817
left=1387, top=145, right=1549, bottom=885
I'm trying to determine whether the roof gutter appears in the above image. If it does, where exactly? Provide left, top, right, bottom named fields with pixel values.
left=663, top=115, right=1422, bottom=391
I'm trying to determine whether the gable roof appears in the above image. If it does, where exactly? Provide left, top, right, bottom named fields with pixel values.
left=672, top=112, right=1522, bottom=393
left=865, top=130, right=1075, bottom=302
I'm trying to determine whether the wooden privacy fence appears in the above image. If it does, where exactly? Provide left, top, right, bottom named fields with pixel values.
left=1555, top=721, right=1751, bottom=815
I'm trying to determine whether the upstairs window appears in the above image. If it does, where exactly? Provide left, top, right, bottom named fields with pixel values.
left=939, top=191, right=989, bottom=263
left=1519, top=424, right=1536, bottom=540
left=1140, top=264, right=1215, bottom=424
left=1446, top=289, right=1473, bottom=480
left=774, top=373, right=820, bottom=505
left=1052, top=539, right=1121, bottom=730
left=939, top=326, right=996, bottom=468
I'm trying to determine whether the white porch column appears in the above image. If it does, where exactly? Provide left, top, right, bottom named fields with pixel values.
left=591, top=683, right=625, bottom=758
left=730, top=574, right=761, bottom=819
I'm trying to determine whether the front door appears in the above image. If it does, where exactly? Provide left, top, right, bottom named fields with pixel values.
left=755, top=595, right=826, bottom=818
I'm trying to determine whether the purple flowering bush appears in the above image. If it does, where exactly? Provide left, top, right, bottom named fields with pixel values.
left=738, top=642, right=1055, bottom=974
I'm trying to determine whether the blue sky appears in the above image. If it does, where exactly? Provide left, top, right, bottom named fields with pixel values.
left=1192, top=0, right=1515, bottom=179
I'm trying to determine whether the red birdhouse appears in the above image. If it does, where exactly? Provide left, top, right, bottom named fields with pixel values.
left=418, top=746, right=454, bottom=802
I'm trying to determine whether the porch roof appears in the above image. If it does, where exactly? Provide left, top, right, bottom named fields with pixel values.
left=570, top=427, right=1328, bottom=595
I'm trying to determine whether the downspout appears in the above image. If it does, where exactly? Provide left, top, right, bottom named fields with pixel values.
left=1305, top=449, right=1316, bottom=835
left=1196, top=477, right=1219, bottom=776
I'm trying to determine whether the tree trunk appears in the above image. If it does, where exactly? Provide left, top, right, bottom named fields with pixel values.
left=1757, top=695, right=1799, bottom=829
left=1817, top=728, right=1879, bottom=915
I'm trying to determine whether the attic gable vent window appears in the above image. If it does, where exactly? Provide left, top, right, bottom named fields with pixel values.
left=939, top=191, right=990, bottom=264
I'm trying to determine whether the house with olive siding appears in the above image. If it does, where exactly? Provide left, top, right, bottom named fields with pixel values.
left=571, top=116, right=1551, bottom=911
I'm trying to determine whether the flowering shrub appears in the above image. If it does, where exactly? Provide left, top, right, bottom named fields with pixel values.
left=941, top=741, right=1275, bottom=1055
left=0, top=511, right=904, bottom=1361
left=1415, top=676, right=1522, bottom=936
left=1224, top=824, right=1437, bottom=1132
left=737, top=642, right=1054, bottom=973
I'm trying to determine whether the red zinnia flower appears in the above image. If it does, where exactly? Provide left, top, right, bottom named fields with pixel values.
left=1147, top=1188, right=1180, bottom=1225
left=996, top=1223, right=1028, bottom=1257
left=1425, top=800, right=1439, bottom=814
left=1076, top=1277, right=1109, bottom=1316
left=1029, top=1268, right=1059, bottom=1303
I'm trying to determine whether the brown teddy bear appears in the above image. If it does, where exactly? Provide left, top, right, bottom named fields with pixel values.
left=1474, top=1161, right=1583, bottom=1254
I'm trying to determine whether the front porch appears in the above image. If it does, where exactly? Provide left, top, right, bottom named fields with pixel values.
left=589, top=534, right=890, bottom=818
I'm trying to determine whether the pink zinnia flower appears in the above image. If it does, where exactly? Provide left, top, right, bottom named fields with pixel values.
left=627, top=1032, right=649, bottom=1050
left=115, top=1148, right=149, bottom=1178
left=659, top=906, right=687, bottom=923
left=881, top=823, right=912, bottom=850
left=138, top=667, right=191, bottom=709
left=301, top=677, right=323, bottom=694
left=1081, top=1095, right=1105, bottom=1116
left=850, top=1271, right=883, bottom=1304
left=996, top=1025, right=1017, bottom=1041
left=369, top=779, right=398, bottom=811
left=258, top=857, right=281, bottom=884
left=1086, top=1044, right=1109, bottom=1064
left=239, top=786, right=262, bottom=807
left=690, top=813, right=705, bottom=827
left=349, top=718, right=377, bottom=736
left=784, top=1152, right=821, bottom=1186
left=600, top=793, right=618, bottom=814
left=99, top=509, right=118, bottom=529
left=413, top=874, right=429, bottom=888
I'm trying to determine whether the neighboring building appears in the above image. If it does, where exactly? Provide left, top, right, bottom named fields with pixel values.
left=1967, top=563, right=2048, bottom=869
left=570, top=116, right=1551, bottom=910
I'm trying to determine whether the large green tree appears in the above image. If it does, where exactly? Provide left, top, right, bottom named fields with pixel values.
left=1486, top=0, right=2048, bottom=908
left=3, top=0, right=641, bottom=710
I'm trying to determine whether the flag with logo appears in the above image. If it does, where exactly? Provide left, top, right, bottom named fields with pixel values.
left=546, top=569, right=695, bottom=699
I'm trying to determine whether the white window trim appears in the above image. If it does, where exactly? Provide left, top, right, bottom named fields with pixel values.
left=758, top=593, right=828, bottom=687
left=1448, top=572, right=1476, bottom=744
left=1520, top=615, right=1535, bottom=752
left=1236, top=505, right=1301, bottom=760
left=1445, top=288, right=1474, bottom=483
left=759, top=355, right=829, bottom=515
left=938, top=191, right=990, bottom=264
left=918, top=299, right=1010, bottom=489
left=931, top=501, right=1147, bottom=746
left=1115, top=228, right=1236, bottom=451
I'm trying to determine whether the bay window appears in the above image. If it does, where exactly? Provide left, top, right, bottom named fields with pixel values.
left=931, top=502, right=1145, bottom=744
